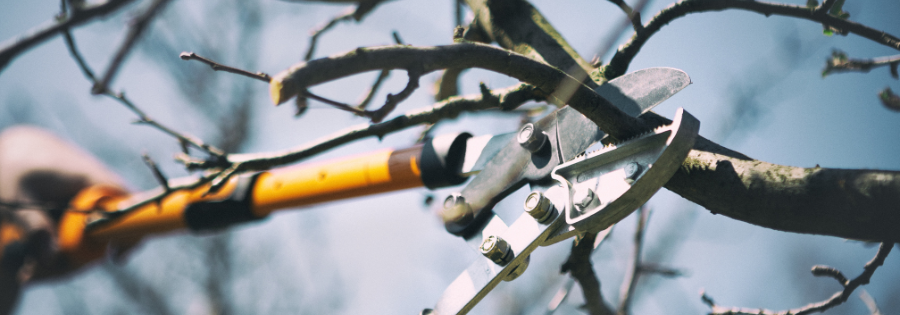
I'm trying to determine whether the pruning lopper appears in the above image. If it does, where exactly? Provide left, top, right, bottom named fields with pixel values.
left=51, top=68, right=698, bottom=314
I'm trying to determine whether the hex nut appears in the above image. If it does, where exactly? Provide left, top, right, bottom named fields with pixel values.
left=517, top=123, right=547, bottom=152
left=480, top=235, right=512, bottom=265
left=524, top=191, right=554, bottom=223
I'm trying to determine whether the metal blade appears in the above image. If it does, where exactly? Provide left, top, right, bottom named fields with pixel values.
left=459, top=67, right=690, bottom=175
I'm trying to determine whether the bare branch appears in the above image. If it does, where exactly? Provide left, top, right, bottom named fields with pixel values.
left=62, top=27, right=226, bottom=158
left=618, top=206, right=650, bottom=315
left=560, top=232, right=615, bottom=315
left=304, top=9, right=355, bottom=61
left=880, top=87, right=900, bottom=112
left=701, top=242, right=894, bottom=315
left=97, top=83, right=541, bottom=222
left=0, top=0, right=136, bottom=72
left=94, top=0, right=171, bottom=93
left=822, top=51, right=900, bottom=78
left=141, top=153, right=170, bottom=192
left=179, top=52, right=271, bottom=82
left=302, top=0, right=389, bottom=61
left=606, top=0, right=644, bottom=32
left=356, top=70, right=390, bottom=110
left=367, top=69, right=421, bottom=123
left=603, top=0, right=900, bottom=79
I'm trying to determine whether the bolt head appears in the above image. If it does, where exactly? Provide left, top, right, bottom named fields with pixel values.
left=517, top=123, right=547, bottom=152
left=624, top=162, right=642, bottom=179
left=573, top=187, right=596, bottom=211
left=480, top=235, right=512, bottom=265
left=524, top=191, right=554, bottom=222
left=442, top=193, right=473, bottom=224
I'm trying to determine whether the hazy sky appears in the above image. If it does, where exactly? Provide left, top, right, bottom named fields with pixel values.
left=1, top=0, right=898, bottom=314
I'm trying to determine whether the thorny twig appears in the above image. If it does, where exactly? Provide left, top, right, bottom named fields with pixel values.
left=701, top=242, right=894, bottom=315
left=179, top=52, right=271, bottom=82
left=94, top=0, right=171, bottom=93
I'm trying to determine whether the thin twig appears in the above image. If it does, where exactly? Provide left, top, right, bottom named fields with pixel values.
left=179, top=52, right=271, bottom=82
left=366, top=69, right=421, bottom=123
left=547, top=227, right=614, bottom=314
left=100, top=83, right=542, bottom=222
left=302, top=0, right=390, bottom=61
left=606, top=0, right=644, bottom=32
left=94, top=0, right=171, bottom=93
left=356, top=70, right=391, bottom=110
left=822, top=51, right=900, bottom=78
left=603, top=0, right=900, bottom=79
left=594, top=0, right=651, bottom=63
left=618, top=206, right=651, bottom=315
left=62, top=27, right=226, bottom=158
left=0, top=0, right=136, bottom=72
left=560, top=232, right=616, bottom=315
left=141, top=153, right=170, bottom=192
left=185, top=83, right=541, bottom=170
left=701, top=242, right=894, bottom=315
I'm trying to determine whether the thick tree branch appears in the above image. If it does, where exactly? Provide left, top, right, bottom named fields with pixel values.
left=269, top=44, right=648, bottom=140
left=461, top=0, right=900, bottom=242
left=701, top=242, right=893, bottom=315
left=0, top=0, right=137, bottom=72
left=603, top=0, right=900, bottom=79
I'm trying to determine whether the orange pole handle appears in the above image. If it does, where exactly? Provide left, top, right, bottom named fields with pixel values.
left=57, top=145, right=425, bottom=265
left=251, top=145, right=423, bottom=217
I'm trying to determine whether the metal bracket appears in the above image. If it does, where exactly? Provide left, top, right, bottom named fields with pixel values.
left=551, top=107, right=699, bottom=233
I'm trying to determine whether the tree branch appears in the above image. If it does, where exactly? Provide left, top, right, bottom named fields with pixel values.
left=822, top=51, right=900, bottom=78
left=617, top=206, right=650, bottom=315
left=94, top=0, right=171, bottom=93
left=603, top=0, right=900, bottom=79
left=179, top=52, right=271, bottom=82
left=701, top=242, right=894, bottom=315
left=62, top=28, right=226, bottom=158
left=560, top=232, right=616, bottom=315
left=0, top=0, right=137, bottom=72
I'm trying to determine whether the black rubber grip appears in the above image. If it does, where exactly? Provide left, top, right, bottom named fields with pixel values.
left=184, top=174, right=264, bottom=231
left=420, top=133, right=471, bottom=189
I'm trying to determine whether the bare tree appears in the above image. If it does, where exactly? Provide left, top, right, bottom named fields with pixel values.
left=0, top=0, right=898, bottom=314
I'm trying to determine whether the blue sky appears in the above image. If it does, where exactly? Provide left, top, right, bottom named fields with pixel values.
left=1, top=0, right=899, bottom=314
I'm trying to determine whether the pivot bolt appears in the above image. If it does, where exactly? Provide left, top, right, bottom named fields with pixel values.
left=573, top=187, right=597, bottom=212
left=524, top=191, right=554, bottom=223
left=624, top=162, right=642, bottom=180
left=442, top=193, right=473, bottom=225
left=480, top=235, right=513, bottom=266
left=517, top=123, right=547, bottom=152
